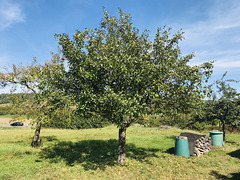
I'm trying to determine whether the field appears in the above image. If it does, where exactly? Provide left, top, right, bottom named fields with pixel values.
left=0, top=117, right=11, bottom=125
left=0, top=116, right=30, bottom=126
left=0, top=125, right=239, bottom=180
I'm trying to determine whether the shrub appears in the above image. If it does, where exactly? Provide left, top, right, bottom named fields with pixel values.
left=0, top=105, right=11, bottom=115
left=137, top=114, right=163, bottom=127
left=137, top=113, right=193, bottom=129
left=192, top=121, right=206, bottom=131
left=43, top=114, right=108, bottom=129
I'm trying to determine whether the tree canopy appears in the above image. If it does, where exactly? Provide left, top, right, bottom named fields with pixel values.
left=0, top=53, right=71, bottom=146
left=56, top=9, right=213, bottom=165
left=210, top=72, right=240, bottom=140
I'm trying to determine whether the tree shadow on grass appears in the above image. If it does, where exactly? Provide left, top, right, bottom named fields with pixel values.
left=226, top=141, right=240, bottom=146
left=210, top=170, right=240, bottom=180
left=27, top=136, right=59, bottom=147
left=227, top=149, right=240, bottom=159
left=28, top=135, right=59, bottom=143
left=165, top=147, right=175, bottom=154
left=40, top=135, right=59, bottom=142
left=38, top=139, right=160, bottom=170
left=164, top=135, right=176, bottom=155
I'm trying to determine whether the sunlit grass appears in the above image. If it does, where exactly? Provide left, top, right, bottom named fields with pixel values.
left=0, top=114, right=13, bottom=118
left=0, top=125, right=239, bottom=179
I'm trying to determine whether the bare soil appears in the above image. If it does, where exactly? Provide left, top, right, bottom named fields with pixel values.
left=0, top=118, right=11, bottom=125
left=0, top=118, right=30, bottom=125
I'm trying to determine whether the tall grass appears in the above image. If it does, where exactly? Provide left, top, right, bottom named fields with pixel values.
left=0, top=125, right=239, bottom=179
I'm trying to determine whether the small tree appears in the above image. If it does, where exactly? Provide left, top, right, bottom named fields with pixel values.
left=56, top=9, right=213, bottom=165
left=212, top=72, right=240, bottom=141
left=0, top=53, right=71, bottom=146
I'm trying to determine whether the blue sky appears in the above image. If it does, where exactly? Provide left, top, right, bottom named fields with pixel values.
left=1, top=0, right=240, bottom=93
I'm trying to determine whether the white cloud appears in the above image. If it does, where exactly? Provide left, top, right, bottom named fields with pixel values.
left=0, top=0, right=25, bottom=31
left=214, top=59, right=240, bottom=68
left=188, top=49, right=240, bottom=70
left=0, top=85, right=25, bottom=94
left=210, top=1, right=240, bottom=29
left=0, top=86, right=13, bottom=94
left=179, top=0, right=240, bottom=74
left=182, top=0, right=240, bottom=44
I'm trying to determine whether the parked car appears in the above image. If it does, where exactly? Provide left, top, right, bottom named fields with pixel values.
left=10, top=122, right=23, bottom=126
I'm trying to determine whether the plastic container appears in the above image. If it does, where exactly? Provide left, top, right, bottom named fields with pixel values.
left=174, top=136, right=190, bottom=158
left=209, top=131, right=224, bottom=147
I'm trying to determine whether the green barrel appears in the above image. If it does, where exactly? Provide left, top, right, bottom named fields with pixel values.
left=209, top=131, right=224, bottom=147
left=175, top=136, right=190, bottom=158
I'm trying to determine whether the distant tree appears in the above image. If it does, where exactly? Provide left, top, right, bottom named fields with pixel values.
left=56, top=9, right=213, bottom=165
left=0, top=93, right=12, bottom=104
left=211, top=72, right=240, bottom=141
left=0, top=53, right=71, bottom=146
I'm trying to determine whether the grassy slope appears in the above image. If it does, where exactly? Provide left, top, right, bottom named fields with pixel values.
left=0, top=114, right=13, bottom=118
left=0, top=125, right=239, bottom=180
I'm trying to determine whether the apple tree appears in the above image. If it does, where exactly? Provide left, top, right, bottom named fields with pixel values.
left=56, top=9, right=213, bottom=165
left=0, top=53, right=71, bottom=146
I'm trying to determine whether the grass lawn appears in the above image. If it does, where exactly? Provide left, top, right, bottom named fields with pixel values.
left=0, top=114, right=12, bottom=118
left=0, top=125, right=239, bottom=180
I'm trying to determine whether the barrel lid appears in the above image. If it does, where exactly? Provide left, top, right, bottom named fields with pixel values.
left=209, top=131, right=223, bottom=134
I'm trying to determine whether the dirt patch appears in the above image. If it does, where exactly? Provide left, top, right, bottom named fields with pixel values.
left=0, top=118, right=12, bottom=125
left=0, top=118, right=30, bottom=125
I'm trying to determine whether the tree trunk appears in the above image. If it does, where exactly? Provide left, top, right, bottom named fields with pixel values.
left=118, top=128, right=126, bottom=165
left=31, top=124, right=41, bottom=147
left=222, top=123, right=225, bottom=141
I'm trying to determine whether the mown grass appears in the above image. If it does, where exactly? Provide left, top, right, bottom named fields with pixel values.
left=0, top=114, right=12, bottom=118
left=0, top=125, right=239, bottom=180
